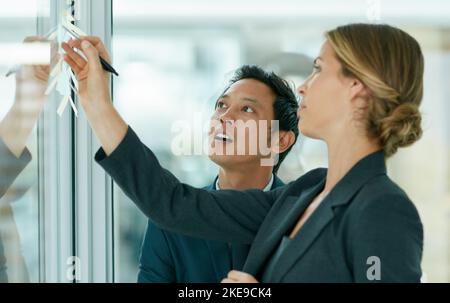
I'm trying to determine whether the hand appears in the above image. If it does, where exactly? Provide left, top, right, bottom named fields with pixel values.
left=221, top=270, right=259, bottom=283
left=62, top=36, right=127, bottom=156
left=62, top=36, right=111, bottom=108
left=15, top=36, right=57, bottom=101
left=0, top=36, right=56, bottom=159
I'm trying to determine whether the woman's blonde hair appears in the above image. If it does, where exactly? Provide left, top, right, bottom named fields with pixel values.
left=326, top=23, right=424, bottom=157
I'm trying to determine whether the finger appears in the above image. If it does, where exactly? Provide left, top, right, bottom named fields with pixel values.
left=23, top=36, right=45, bottom=43
left=221, top=278, right=238, bottom=283
left=64, top=54, right=82, bottom=75
left=36, top=65, right=49, bottom=73
left=67, top=38, right=81, bottom=49
left=68, top=37, right=111, bottom=65
left=62, top=42, right=87, bottom=68
left=80, top=40, right=102, bottom=73
left=227, top=270, right=256, bottom=282
left=35, top=65, right=50, bottom=80
left=79, top=36, right=105, bottom=51
left=227, top=270, right=247, bottom=280
left=80, top=36, right=111, bottom=63
left=69, top=37, right=104, bottom=53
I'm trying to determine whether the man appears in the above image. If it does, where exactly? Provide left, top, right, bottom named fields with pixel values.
left=137, top=65, right=299, bottom=282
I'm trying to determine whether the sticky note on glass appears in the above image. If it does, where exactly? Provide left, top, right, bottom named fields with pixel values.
left=45, top=76, right=58, bottom=95
left=57, top=94, right=70, bottom=116
left=56, top=94, right=78, bottom=117
left=62, top=20, right=88, bottom=37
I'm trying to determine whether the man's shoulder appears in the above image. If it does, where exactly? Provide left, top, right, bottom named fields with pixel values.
left=288, top=167, right=327, bottom=189
left=144, top=180, right=215, bottom=244
left=272, top=175, right=285, bottom=189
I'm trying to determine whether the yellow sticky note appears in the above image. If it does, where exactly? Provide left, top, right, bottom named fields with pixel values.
left=64, top=21, right=88, bottom=37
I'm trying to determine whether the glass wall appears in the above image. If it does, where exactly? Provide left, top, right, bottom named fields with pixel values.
left=0, top=0, right=51, bottom=283
left=1, top=0, right=447, bottom=284
left=112, top=0, right=450, bottom=282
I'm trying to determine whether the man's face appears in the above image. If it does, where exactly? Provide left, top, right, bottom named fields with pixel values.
left=208, top=78, right=276, bottom=169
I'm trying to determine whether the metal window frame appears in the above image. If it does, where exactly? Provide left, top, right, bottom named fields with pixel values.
left=73, top=0, right=114, bottom=283
left=37, top=0, right=114, bottom=283
left=37, top=0, right=75, bottom=283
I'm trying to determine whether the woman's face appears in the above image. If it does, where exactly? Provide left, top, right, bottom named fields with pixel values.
left=297, top=41, right=357, bottom=141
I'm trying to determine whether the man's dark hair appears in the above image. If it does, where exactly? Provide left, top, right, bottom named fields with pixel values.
left=217, top=65, right=299, bottom=174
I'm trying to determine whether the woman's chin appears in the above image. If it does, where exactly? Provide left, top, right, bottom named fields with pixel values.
left=299, top=121, right=310, bottom=136
left=299, top=123, right=320, bottom=140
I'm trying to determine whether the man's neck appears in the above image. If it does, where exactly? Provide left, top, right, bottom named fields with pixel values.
left=217, top=164, right=273, bottom=190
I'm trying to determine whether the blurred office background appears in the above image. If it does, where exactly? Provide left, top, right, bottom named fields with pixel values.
left=0, top=0, right=449, bottom=282
left=111, top=0, right=450, bottom=282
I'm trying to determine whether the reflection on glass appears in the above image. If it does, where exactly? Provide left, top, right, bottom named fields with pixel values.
left=0, top=0, right=50, bottom=283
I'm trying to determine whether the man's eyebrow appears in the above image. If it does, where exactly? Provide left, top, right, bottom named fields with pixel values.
left=218, top=94, right=260, bottom=104
left=242, top=97, right=259, bottom=103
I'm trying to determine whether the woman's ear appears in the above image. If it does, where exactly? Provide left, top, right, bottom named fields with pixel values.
left=350, top=78, right=369, bottom=96
left=348, top=78, right=369, bottom=108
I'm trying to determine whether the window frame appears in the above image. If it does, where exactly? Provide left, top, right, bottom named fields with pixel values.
left=37, top=0, right=75, bottom=283
left=37, top=0, right=114, bottom=283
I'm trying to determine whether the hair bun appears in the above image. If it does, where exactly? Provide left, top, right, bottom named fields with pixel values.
left=379, top=103, right=422, bottom=157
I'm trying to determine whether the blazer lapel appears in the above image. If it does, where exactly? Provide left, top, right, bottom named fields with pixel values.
left=244, top=180, right=325, bottom=276
left=205, top=241, right=232, bottom=281
left=269, top=150, right=388, bottom=282
left=203, top=179, right=230, bottom=281
left=271, top=175, right=285, bottom=189
left=208, top=175, right=284, bottom=280
left=271, top=194, right=335, bottom=282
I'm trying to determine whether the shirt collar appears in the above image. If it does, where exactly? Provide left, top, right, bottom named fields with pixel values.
left=215, top=174, right=275, bottom=192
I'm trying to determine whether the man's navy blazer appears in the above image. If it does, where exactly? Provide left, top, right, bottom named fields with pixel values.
left=138, top=176, right=284, bottom=283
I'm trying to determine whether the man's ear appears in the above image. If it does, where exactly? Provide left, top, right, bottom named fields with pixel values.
left=272, top=130, right=296, bottom=154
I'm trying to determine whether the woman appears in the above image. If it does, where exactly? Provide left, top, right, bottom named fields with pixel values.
left=63, top=23, right=424, bottom=282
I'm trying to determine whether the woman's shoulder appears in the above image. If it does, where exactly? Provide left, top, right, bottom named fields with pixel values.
left=353, top=174, right=422, bottom=223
